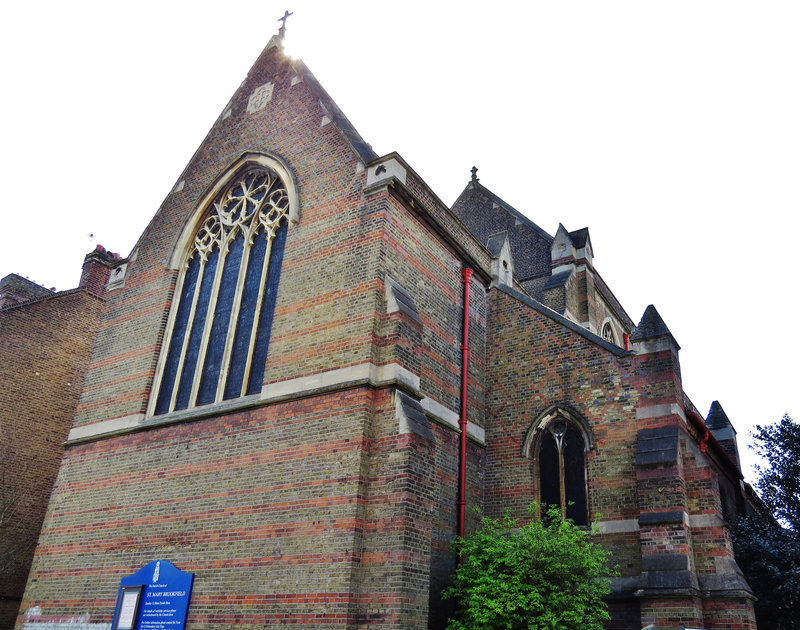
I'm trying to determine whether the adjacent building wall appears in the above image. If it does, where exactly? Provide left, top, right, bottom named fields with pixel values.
left=0, top=252, right=114, bottom=630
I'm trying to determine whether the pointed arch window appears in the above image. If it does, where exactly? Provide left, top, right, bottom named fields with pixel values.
left=601, top=319, right=617, bottom=345
left=151, top=165, right=290, bottom=416
left=525, top=408, right=592, bottom=526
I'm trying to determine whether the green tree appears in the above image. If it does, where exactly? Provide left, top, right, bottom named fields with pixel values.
left=733, top=414, right=800, bottom=630
left=750, top=414, right=800, bottom=531
left=444, top=506, right=615, bottom=630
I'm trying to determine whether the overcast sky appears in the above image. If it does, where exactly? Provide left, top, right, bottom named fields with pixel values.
left=2, top=1, right=798, bottom=482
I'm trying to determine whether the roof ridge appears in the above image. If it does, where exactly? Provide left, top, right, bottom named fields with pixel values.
left=0, top=287, right=103, bottom=312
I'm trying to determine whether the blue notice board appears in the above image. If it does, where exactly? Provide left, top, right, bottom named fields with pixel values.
left=111, top=560, right=194, bottom=630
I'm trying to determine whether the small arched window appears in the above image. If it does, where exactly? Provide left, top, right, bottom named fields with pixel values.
left=151, top=164, right=290, bottom=416
left=601, top=320, right=616, bottom=345
left=524, top=408, right=592, bottom=526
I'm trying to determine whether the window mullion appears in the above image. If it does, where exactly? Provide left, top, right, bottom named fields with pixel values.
left=558, top=442, right=567, bottom=519
left=148, top=264, right=188, bottom=416
left=215, top=228, right=255, bottom=402
left=240, top=230, right=275, bottom=397
left=188, top=239, right=230, bottom=408
left=169, top=257, right=208, bottom=413
left=150, top=165, right=290, bottom=417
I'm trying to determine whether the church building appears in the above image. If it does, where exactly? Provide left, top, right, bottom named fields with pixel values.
left=14, top=25, right=757, bottom=630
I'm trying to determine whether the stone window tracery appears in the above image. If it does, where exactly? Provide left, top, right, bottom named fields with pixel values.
left=151, top=166, right=290, bottom=416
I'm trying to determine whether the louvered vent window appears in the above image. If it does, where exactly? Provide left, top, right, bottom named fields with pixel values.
left=152, top=167, right=289, bottom=415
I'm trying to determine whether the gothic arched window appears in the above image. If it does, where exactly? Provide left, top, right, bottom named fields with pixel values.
left=601, top=320, right=617, bottom=345
left=524, top=408, right=592, bottom=526
left=151, top=163, right=291, bottom=416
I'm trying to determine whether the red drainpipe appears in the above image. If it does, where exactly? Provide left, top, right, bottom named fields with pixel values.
left=457, top=268, right=473, bottom=539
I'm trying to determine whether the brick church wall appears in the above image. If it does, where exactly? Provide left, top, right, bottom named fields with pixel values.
left=485, top=288, right=640, bottom=566
left=17, top=39, right=490, bottom=630
left=360, top=180, right=489, bottom=627
left=483, top=288, right=755, bottom=629
left=14, top=34, right=757, bottom=630
left=70, top=48, right=379, bottom=433
left=30, top=389, right=378, bottom=625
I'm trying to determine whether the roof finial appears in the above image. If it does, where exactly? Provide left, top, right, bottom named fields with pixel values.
left=470, top=166, right=479, bottom=183
left=278, top=10, right=293, bottom=39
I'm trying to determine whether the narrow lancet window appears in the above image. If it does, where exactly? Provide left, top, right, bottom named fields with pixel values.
left=152, top=167, right=289, bottom=415
left=537, top=419, right=588, bottom=525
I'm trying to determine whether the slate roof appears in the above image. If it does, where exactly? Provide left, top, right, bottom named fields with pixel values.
left=451, top=181, right=553, bottom=284
left=485, top=232, right=509, bottom=258
left=706, top=400, right=735, bottom=432
left=543, top=270, right=571, bottom=290
left=632, top=305, right=680, bottom=348
left=568, top=227, right=589, bottom=249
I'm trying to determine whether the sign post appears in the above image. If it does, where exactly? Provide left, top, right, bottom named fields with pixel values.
left=111, top=560, right=194, bottom=630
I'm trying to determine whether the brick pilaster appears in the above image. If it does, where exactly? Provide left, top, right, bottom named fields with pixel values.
left=632, top=305, right=704, bottom=629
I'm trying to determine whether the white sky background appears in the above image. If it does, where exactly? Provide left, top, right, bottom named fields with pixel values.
left=1, top=1, right=798, bottom=483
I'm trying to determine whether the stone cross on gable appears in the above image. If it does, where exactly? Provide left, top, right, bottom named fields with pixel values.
left=471, top=166, right=479, bottom=183
left=278, top=10, right=294, bottom=38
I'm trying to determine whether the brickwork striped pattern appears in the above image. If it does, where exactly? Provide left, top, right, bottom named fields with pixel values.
left=485, top=289, right=641, bottom=573
left=19, top=40, right=488, bottom=630
left=485, top=287, right=756, bottom=629
left=16, top=37, right=757, bottom=630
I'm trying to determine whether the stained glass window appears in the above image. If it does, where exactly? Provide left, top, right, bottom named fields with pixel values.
left=152, top=167, right=289, bottom=415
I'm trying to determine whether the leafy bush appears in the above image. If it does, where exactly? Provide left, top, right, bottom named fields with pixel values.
left=444, top=506, right=615, bottom=630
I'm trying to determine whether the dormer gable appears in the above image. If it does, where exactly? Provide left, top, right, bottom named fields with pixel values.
left=486, top=231, right=514, bottom=287
left=551, top=223, right=593, bottom=270
left=551, top=223, right=574, bottom=270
